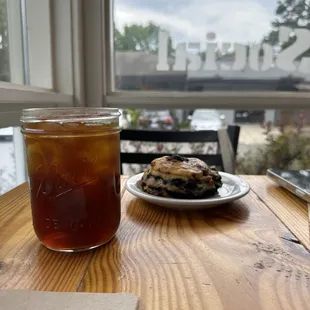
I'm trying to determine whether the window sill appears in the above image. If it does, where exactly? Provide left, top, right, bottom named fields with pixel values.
left=105, top=90, right=310, bottom=109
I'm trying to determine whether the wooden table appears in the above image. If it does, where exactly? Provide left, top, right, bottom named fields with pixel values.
left=0, top=176, right=310, bottom=310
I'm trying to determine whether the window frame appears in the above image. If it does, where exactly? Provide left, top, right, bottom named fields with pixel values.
left=0, top=82, right=72, bottom=127
left=0, top=0, right=74, bottom=128
left=0, top=0, right=83, bottom=191
left=7, top=0, right=24, bottom=85
left=98, top=0, right=310, bottom=110
left=1, top=0, right=310, bottom=127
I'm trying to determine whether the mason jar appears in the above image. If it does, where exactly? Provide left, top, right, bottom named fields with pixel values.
left=21, top=108, right=121, bottom=252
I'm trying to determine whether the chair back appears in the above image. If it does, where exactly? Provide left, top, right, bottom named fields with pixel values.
left=120, top=125, right=240, bottom=174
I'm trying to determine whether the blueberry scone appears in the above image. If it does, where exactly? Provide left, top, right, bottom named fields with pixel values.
left=140, top=155, right=222, bottom=199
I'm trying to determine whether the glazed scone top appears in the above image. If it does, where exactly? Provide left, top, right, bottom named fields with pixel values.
left=150, top=155, right=214, bottom=179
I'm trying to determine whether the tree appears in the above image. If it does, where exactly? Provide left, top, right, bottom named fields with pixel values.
left=264, top=0, right=310, bottom=57
left=115, top=22, right=174, bottom=56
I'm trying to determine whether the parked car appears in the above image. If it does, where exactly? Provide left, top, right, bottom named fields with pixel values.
left=235, top=110, right=264, bottom=123
left=138, top=110, right=177, bottom=131
left=189, top=109, right=225, bottom=131
left=0, top=127, right=13, bottom=141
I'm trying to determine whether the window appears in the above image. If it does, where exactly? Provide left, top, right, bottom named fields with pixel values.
left=1, top=0, right=310, bottom=190
left=0, top=0, right=74, bottom=129
left=0, top=0, right=77, bottom=190
left=99, top=0, right=310, bottom=109
left=108, top=0, right=310, bottom=175
left=0, top=0, right=10, bottom=83
left=4, top=0, right=53, bottom=88
left=120, top=107, right=310, bottom=176
left=0, top=127, right=15, bottom=194
left=0, top=126, right=27, bottom=194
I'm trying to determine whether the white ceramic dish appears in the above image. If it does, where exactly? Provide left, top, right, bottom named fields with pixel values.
left=125, top=172, right=250, bottom=210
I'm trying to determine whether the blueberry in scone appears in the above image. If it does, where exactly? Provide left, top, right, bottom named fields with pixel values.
left=140, top=155, right=222, bottom=199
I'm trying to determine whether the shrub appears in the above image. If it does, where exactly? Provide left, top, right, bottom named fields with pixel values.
left=236, top=123, right=310, bottom=175
left=178, top=121, right=190, bottom=130
left=127, top=109, right=141, bottom=129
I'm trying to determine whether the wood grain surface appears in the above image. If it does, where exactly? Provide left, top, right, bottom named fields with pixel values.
left=0, top=176, right=310, bottom=310
left=0, top=183, right=94, bottom=292
left=0, top=176, right=128, bottom=292
left=245, top=175, right=309, bottom=250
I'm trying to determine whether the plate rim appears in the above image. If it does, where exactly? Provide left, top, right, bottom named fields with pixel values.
left=125, top=171, right=250, bottom=206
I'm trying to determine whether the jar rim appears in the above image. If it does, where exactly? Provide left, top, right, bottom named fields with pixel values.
left=21, top=107, right=121, bottom=123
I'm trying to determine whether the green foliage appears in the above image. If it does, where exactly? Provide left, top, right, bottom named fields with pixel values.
left=264, top=0, right=310, bottom=58
left=237, top=125, right=310, bottom=175
left=114, top=22, right=174, bottom=56
left=127, top=109, right=141, bottom=128
left=178, top=121, right=190, bottom=130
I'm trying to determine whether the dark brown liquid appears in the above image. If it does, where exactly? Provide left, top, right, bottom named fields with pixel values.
left=24, top=123, right=121, bottom=251
left=29, top=173, right=120, bottom=250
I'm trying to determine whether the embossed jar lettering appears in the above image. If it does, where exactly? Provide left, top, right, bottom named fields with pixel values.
left=21, top=108, right=121, bottom=252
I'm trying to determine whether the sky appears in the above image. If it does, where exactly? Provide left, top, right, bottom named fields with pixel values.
left=114, top=0, right=278, bottom=45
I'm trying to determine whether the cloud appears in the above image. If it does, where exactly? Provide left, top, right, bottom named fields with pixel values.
left=114, top=0, right=276, bottom=45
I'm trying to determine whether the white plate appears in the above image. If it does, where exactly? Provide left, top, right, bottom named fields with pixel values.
left=126, top=172, right=250, bottom=210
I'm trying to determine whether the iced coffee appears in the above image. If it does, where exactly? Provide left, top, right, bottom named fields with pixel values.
left=21, top=108, right=121, bottom=252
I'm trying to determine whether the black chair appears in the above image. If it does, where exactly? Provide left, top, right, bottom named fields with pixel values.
left=120, top=125, right=240, bottom=174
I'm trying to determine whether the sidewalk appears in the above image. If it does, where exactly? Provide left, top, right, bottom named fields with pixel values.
left=238, top=124, right=270, bottom=145
left=237, top=124, right=278, bottom=157
left=238, top=124, right=310, bottom=145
